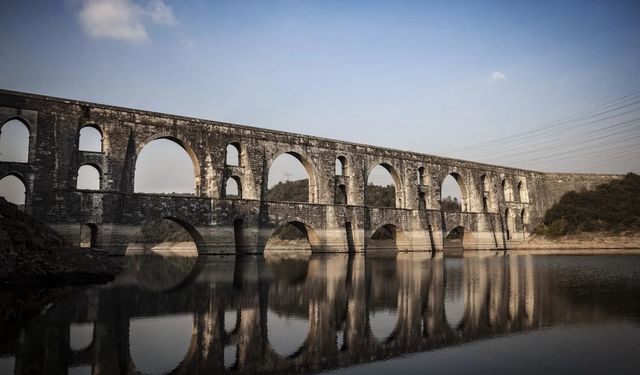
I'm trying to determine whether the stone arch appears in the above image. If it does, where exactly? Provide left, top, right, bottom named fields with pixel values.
left=444, top=226, right=477, bottom=251
left=224, top=176, right=241, bottom=198
left=0, top=117, right=31, bottom=163
left=267, top=150, right=319, bottom=203
left=439, top=172, right=469, bottom=212
left=161, top=216, right=207, bottom=254
left=367, top=223, right=408, bottom=251
left=226, top=142, right=241, bottom=166
left=366, top=162, right=403, bottom=208
left=80, top=223, right=98, bottom=249
left=417, top=167, right=426, bottom=209
left=0, top=172, right=27, bottom=208
left=134, top=134, right=201, bottom=194
left=76, top=164, right=102, bottom=190
left=78, top=124, right=103, bottom=152
left=265, top=220, right=322, bottom=253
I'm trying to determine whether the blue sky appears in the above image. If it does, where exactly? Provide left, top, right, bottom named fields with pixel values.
left=1, top=0, right=639, bottom=196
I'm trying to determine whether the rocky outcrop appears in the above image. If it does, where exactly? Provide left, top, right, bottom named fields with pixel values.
left=0, top=197, right=120, bottom=284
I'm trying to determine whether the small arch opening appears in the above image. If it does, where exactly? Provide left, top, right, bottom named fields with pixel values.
left=80, top=223, right=98, bottom=249
left=0, top=174, right=26, bottom=209
left=417, top=166, right=425, bottom=186
left=226, top=143, right=240, bottom=166
left=502, top=179, right=513, bottom=202
left=517, top=179, right=529, bottom=203
left=225, top=176, right=241, bottom=198
left=366, top=164, right=399, bottom=208
left=335, top=156, right=346, bottom=176
left=77, top=165, right=101, bottom=190
left=78, top=126, right=103, bottom=152
left=0, top=119, right=29, bottom=163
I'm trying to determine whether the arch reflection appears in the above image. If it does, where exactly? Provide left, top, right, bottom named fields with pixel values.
left=4, top=253, right=638, bottom=375
left=129, top=315, right=194, bottom=374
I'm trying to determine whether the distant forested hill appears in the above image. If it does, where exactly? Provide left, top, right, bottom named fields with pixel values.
left=538, top=172, right=640, bottom=236
left=266, top=179, right=396, bottom=207
left=267, top=179, right=309, bottom=202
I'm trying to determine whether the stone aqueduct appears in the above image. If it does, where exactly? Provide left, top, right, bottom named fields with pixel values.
left=0, top=89, right=617, bottom=254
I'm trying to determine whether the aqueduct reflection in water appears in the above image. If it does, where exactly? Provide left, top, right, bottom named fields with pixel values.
left=1, top=253, right=639, bottom=375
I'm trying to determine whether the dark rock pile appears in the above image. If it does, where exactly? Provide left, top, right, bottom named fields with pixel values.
left=0, top=197, right=120, bottom=284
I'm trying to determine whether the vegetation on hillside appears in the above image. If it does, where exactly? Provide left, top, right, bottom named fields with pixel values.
left=440, top=196, right=461, bottom=211
left=267, top=179, right=309, bottom=202
left=365, top=184, right=395, bottom=207
left=267, top=179, right=397, bottom=207
left=536, top=173, right=640, bottom=237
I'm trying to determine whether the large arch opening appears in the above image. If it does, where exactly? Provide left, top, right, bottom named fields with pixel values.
left=134, top=138, right=199, bottom=195
left=129, top=315, right=194, bottom=374
left=78, top=126, right=103, bottom=152
left=367, top=223, right=407, bottom=252
left=267, top=152, right=316, bottom=203
left=440, top=173, right=464, bottom=211
left=0, top=119, right=29, bottom=163
left=0, top=174, right=26, bottom=209
left=264, top=221, right=320, bottom=255
left=366, top=164, right=400, bottom=208
left=80, top=223, right=98, bottom=249
left=77, top=165, right=101, bottom=190
left=444, top=257, right=464, bottom=329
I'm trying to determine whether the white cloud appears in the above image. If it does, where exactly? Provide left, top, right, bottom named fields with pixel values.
left=488, top=71, right=507, bottom=82
left=146, top=0, right=177, bottom=25
left=78, top=0, right=177, bottom=42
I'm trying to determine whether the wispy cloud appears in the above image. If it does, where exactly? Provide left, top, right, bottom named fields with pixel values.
left=488, top=71, right=507, bottom=82
left=78, top=0, right=177, bottom=42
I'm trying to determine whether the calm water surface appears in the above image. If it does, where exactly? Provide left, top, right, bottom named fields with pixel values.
left=1, top=253, right=639, bottom=374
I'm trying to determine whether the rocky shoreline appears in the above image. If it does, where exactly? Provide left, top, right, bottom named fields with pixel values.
left=0, top=198, right=120, bottom=285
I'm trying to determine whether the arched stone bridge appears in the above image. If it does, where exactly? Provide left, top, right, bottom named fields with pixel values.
left=0, top=89, right=618, bottom=254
